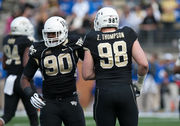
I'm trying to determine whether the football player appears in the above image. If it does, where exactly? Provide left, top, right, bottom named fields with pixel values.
left=82, top=7, right=149, bottom=126
left=20, top=16, right=85, bottom=126
left=0, top=17, right=38, bottom=126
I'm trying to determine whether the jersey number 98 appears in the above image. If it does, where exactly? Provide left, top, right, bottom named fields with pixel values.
left=98, top=41, right=128, bottom=69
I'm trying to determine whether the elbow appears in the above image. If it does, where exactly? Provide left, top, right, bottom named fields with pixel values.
left=82, top=72, right=95, bottom=80
left=83, top=77, right=89, bottom=81
left=82, top=74, right=91, bottom=81
left=20, top=74, right=26, bottom=89
left=2, top=62, right=6, bottom=70
left=20, top=74, right=31, bottom=90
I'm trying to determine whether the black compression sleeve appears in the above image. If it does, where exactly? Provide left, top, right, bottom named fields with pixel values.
left=23, top=87, right=35, bottom=97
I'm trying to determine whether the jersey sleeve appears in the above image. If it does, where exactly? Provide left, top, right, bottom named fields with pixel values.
left=23, top=57, right=39, bottom=79
left=25, top=37, right=33, bottom=47
left=67, top=34, right=83, bottom=48
left=124, top=26, right=138, bottom=43
left=2, top=36, right=8, bottom=46
left=29, top=41, right=44, bottom=59
left=67, top=35, right=84, bottom=60
left=77, top=47, right=84, bottom=60
left=19, top=36, right=33, bottom=48
left=29, top=44, right=38, bottom=58
left=83, top=32, right=92, bottom=51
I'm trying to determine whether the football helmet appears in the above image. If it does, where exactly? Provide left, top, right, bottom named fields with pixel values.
left=42, top=16, right=68, bottom=47
left=28, top=23, right=35, bottom=37
left=10, top=16, right=33, bottom=36
left=94, top=7, right=119, bottom=31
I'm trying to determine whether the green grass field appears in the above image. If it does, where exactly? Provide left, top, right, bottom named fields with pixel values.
left=4, top=116, right=180, bottom=126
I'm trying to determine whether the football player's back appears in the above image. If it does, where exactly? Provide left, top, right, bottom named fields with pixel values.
left=84, top=27, right=136, bottom=85
left=0, top=16, right=38, bottom=126
left=82, top=7, right=148, bottom=126
left=3, top=35, right=32, bottom=75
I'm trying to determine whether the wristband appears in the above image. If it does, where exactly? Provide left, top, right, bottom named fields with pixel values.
left=137, top=74, right=146, bottom=85
left=23, top=87, right=34, bottom=97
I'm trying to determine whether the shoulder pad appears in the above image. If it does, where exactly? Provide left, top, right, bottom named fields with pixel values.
left=29, top=41, right=46, bottom=58
left=67, top=34, right=83, bottom=47
left=75, top=37, right=83, bottom=46
left=122, top=26, right=132, bottom=31
left=85, top=30, right=97, bottom=39
left=27, top=36, right=36, bottom=42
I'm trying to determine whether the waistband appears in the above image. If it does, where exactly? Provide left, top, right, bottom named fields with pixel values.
left=44, top=91, right=78, bottom=101
left=96, top=79, right=132, bottom=88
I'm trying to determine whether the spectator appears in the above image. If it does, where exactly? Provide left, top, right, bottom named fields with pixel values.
left=150, top=0, right=161, bottom=21
left=58, top=0, right=74, bottom=18
left=139, top=53, right=160, bottom=112
left=120, top=5, right=138, bottom=30
left=162, top=53, right=179, bottom=112
left=20, top=3, right=35, bottom=19
left=0, top=0, right=2, bottom=10
left=139, top=4, right=158, bottom=45
left=70, top=0, right=90, bottom=31
left=34, top=2, right=49, bottom=40
left=160, top=0, right=178, bottom=42
left=3, top=10, right=21, bottom=35
left=88, top=0, right=103, bottom=16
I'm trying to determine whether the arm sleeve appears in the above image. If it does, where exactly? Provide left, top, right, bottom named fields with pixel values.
left=82, top=34, right=90, bottom=51
left=125, top=26, right=138, bottom=44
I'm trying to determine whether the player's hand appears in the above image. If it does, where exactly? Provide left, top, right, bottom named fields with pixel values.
left=30, top=93, right=46, bottom=109
left=133, top=83, right=141, bottom=97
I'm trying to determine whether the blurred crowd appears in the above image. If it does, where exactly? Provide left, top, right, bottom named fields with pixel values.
left=133, top=52, right=179, bottom=113
left=0, top=0, right=179, bottom=113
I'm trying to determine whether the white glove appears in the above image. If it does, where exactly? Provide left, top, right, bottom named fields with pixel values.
left=30, top=93, right=46, bottom=109
left=133, top=83, right=141, bottom=97
left=134, top=74, right=146, bottom=97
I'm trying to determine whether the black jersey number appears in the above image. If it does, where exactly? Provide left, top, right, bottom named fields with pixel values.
left=98, top=41, right=128, bottom=69
left=43, top=53, right=73, bottom=76
left=3, top=44, right=21, bottom=65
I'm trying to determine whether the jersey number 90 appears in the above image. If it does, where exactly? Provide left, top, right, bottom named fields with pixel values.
left=43, top=53, right=73, bottom=76
left=98, top=41, right=128, bottom=69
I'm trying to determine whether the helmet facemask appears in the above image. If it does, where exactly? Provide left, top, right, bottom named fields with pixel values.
left=42, top=16, right=68, bottom=47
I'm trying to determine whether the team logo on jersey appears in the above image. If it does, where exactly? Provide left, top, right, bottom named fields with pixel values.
left=75, top=37, right=83, bottom=46
left=29, top=45, right=37, bottom=55
left=70, top=101, right=77, bottom=106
